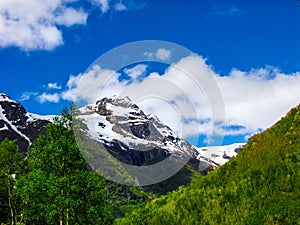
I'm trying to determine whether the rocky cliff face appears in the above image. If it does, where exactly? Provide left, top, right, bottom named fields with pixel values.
left=0, top=94, right=53, bottom=154
left=76, top=96, right=201, bottom=167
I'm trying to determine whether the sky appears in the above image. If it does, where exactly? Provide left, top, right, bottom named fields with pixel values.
left=1, top=0, right=300, bottom=147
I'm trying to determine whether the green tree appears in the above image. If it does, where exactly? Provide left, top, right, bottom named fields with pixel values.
left=116, top=104, right=300, bottom=225
left=17, top=108, right=113, bottom=225
left=0, top=139, right=23, bottom=225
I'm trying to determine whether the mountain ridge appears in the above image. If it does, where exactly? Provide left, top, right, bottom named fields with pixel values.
left=0, top=93, right=54, bottom=154
left=0, top=93, right=243, bottom=169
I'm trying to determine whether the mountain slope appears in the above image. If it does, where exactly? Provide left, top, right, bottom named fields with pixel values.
left=0, top=94, right=54, bottom=154
left=76, top=96, right=198, bottom=165
left=76, top=96, right=242, bottom=169
left=74, top=96, right=213, bottom=187
left=115, top=104, right=300, bottom=225
left=0, top=93, right=241, bottom=169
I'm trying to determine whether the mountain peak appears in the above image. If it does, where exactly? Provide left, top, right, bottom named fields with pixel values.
left=77, top=96, right=244, bottom=170
left=0, top=93, right=15, bottom=103
left=0, top=94, right=52, bottom=154
left=76, top=96, right=201, bottom=168
left=96, top=95, right=134, bottom=108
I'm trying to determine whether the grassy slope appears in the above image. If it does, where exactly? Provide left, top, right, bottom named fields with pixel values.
left=115, top=104, right=300, bottom=225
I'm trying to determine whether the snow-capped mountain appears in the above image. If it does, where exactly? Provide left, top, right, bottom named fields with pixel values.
left=0, top=93, right=244, bottom=169
left=75, top=96, right=245, bottom=169
left=196, top=143, right=245, bottom=167
left=0, top=93, right=54, bottom=154
left=75, top=96, right=200, bottom=167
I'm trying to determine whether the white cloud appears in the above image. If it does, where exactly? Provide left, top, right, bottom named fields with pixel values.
left=19, top=93, right=31, bottom=101
left=216, top=68, right=300, bottom=132
left=0, top=0, right=141, bottom=51
left=47, top=82, right=61, bottom=90
left=156, top=48, right=171, bottom=60
left=61, top=65, right=127, bottom=103
left=54, top=8, right=87, bottom=27
left=137, top=97, right=183, bottom=135
left=19, top=92, right=37, bottom=101
left=0, top=0, right=88, bottom=51
left=143, top=52, right=153, bottom=58
left=144, top=48, right=172, bottom=61
left=37, top=93, right=60, bottom=103
left=60, top=55, right=218, bottom=138
left=55, top=55, right=300, bottom=141
left=92, top=0, right=109, bottom=13
left=115, top=2, right=127, bottom=11
left=124, top=64, right=147, bottom=79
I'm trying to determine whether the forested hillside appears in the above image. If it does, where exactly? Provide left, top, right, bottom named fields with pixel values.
left=1, top=104, right=299, bottom=224
left=115, top=104, right=300, bottom=225
left=0, top=108, right=149, bottom=225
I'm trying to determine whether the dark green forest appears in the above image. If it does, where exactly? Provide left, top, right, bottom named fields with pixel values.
left=1, top=104, right=300, bottom=225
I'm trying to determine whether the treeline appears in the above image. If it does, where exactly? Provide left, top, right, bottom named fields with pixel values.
left=0, top=108, right=149, bottom=225
left=115, top=105, right=300, bottom=225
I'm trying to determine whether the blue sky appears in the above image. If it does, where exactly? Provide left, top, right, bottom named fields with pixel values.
left=1, top=0, right=300, bottom=146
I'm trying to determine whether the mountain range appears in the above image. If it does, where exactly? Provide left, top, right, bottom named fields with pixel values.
left=1, top=93, right=299, bottom=224
left=0, top=93, right=243, bottom=169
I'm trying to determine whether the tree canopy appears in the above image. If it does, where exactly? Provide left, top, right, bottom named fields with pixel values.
left=115, top=105, right=300, bottom=225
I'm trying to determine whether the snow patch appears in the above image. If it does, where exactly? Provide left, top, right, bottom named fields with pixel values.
left=0, top=93, right=16, bottom=103
left=26, top=113, right=56, bottom=122
left=196, top=143, right=245, bottom=166
left=0, top=123, right=9, bottom=131
left=0, top=105, right=32, bottom=145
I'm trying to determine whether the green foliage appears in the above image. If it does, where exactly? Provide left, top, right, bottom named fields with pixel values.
left=3, top=104, right=299, bottom=224
left=3, top=106, right=150, bottom=225
left=0, top=106, right=151, bottom=225
left=116, top=105, right=300, bottom=225
left=16, top=109, right=113, bottom=225
left=143, top=164, right=198, bottom=196
left=0, top=139, right=23, bottom=225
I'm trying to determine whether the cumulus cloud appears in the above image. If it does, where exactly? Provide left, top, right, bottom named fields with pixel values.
left=37, top=93, right=60, bottom=103
left=21, top=82, right=63, bottom=103
left=156, top=48, right=172, bottom=60
left=115, top=2, right=127, bottom=11
left=91, top=0, right=109, bottom=13
left=37, top=55, right=300, bottom=140
left=47, top=82, right=62, bottom=90
left=144, top=48, right=172, bottom=61
left=19, top=92, right=37, bottom=101
left=124, top=64, right=147, bottom=79
left=58, top=55, right=216, bottom=137
left=0, top=0, right=88, bottom=50
left=0, top=0, right=141, bottom=51
left=216, top=67, right=300, bottom=132
left=61, top=65, right=127, bottom=103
